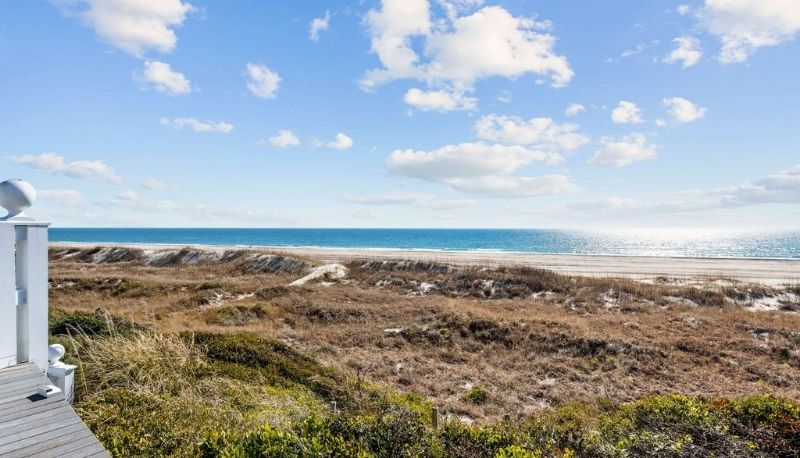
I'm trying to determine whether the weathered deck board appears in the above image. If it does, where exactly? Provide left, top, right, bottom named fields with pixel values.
left=0, top=363, right=108, bottom=457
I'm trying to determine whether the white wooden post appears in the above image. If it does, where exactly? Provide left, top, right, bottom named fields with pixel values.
left=0, top=180, right=51, bottom=373
left=0, top=224, right=17, bottom=369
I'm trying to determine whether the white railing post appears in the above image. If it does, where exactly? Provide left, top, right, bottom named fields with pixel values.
left=0, top=179, right=51, bottom=373
left=0, top=223, right=16, bottom=369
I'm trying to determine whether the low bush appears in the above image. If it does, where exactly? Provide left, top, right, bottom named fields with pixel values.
left=49, top=308, right=146, bottom=337
left=463, top=385, right=490, bottom=405
left=59, top=314, right=800, bottom=457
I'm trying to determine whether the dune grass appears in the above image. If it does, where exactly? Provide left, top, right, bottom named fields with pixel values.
left=50, top=309, right=800, bottom=457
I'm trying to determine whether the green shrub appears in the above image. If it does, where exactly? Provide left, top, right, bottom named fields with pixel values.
left=49, top=308, right=146, bottom=337
left=54, top=316, right=800, bottom=458
left=187, top=332, right=349, bottom=405
left=463, top=385, right=489, bottom=405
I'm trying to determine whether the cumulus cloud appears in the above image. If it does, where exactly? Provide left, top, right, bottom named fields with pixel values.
left=362, top=0, right=573, bottom=109
left=54, top=0, right=194, bottom=57
left=137, top=60, right=191, bottom=95
left=701, top=0, right=800, bottom=63
left=8, top=152, right=122, bottom=182
left=662, top=97, right=707, bottom=123
left=387, top=142, right=555, bottom=181
left=565, top=103, right=585, bottom=116
left=588, top=133, right=657, bottom=167
left=246, top=63, right=281, bottom=99
left=474, top=114, right=589, bottom=151
left=343, top=192, right=475, bottom=209
left=38, top=189, right=86, bottom=206
left=318, top=133, right=354, bottom=150
left=385, top=141, right=575, bottom=198
left=309, top=11, right=330, bottom=41
left=263, top=129, right=300, bottom=148
left=404, top=88, right=477, bottom=112
left=159, top=117, right=234, bottom=133
left=663, top=36, right=703, bottom=68
left=611, top=101, right=644, bottom=124
left=677, top=4, right=692, bottom=15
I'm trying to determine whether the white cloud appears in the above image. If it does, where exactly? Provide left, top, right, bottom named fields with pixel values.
left=448, top=174, right=579, bottom=198
left=117, top=190, right=139, bottom=201
left=423, top=6, right=572, bottom=87
left=8, top=153, right=122, bottom=182
left=343, top=192, right=475, bottom=209
left=474, top=114, right=589, bottom=151
left=8, top=152, right=64, bottom=172
left=309, top=11, right=330, bottom=41
left=318, top=133, right=354, bottom=151
left=611, top=101, right=644, bottom=124
left=588, top=133, right=658, bottom=167
left=385, top=141, right=574, bottom=197
left=159, top=117, right=234, bottom=133
left=263, top=129, right=300, bottom=148
left=138, top=60, right=191, bottom=95
left=387, top=142, right=556, bottom=181
left=677, top=4, right=692, bottom=15
left=662, top=97, right=707, bottom=123
left=655, top=119, right=668, bottom=127
left=496, top=90, right=512, bottom=103
left=55, top=0, right=194, bottom=57
left=404, top=88, right=477, bottom=112
left=362, top=0, right=573, bottom=108
left=565, top=103, right=585, bottom=116
left=246, top=63, right=281, bottom=99
left=39, top=189, right=86, bottom=206
left=436, top=0, right=485, bottom=20
left=664, top=36, right=702, bottom=68
left=142, top=178, right=170, bottom=191
left=701, top=0, right=800, bottom=63
left=569, top=163, right=800, bottom=215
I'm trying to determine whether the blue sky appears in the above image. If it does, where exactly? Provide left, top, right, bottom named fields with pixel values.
left=1, top=0, right=799, bottom=228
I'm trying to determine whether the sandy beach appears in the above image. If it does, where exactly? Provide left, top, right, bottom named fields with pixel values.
left=51, top=242, right=800, bottom=285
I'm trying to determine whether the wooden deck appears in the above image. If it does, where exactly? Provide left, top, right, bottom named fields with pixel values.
left=0, top=363, right=108, bottom=457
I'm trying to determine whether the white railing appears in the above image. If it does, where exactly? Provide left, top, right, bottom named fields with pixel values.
left=1, top=179, right=75, bottom=402
left=0, top=216, right=49, bottom=372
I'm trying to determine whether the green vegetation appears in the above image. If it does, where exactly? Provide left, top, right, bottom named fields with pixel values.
left=463, top=385, right=490, bottom=405
left=51, top=310, right=800, bottom=457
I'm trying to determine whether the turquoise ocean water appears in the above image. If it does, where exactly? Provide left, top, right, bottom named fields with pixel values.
left=49, top=228, right=800, bottom=259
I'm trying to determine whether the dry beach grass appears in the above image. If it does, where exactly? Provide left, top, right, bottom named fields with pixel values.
left=48, top=245, right=800, bottom=426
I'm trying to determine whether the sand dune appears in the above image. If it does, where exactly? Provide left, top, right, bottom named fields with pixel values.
left=50, top=242, right=800, bottom=285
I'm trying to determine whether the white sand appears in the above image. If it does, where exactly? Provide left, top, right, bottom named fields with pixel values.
left=51, top=242, right=800, bottom=285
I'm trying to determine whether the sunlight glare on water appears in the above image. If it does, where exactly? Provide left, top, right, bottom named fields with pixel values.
left=49, top=228, right=800, bottom=259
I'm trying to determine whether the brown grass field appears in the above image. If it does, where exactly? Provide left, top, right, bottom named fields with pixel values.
left=48, top=246, right=800, bottom=424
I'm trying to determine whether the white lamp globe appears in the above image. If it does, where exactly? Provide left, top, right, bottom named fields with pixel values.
left=0, top=179, right=37, bottom=220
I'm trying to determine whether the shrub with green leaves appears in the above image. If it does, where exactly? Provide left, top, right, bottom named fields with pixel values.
left=57, top=313, right=800, bottom=457
left=463, top=385, right=490, bottom=405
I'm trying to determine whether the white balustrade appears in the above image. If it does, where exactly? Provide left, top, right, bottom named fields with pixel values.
left=0, top=179, right=54, bottom=377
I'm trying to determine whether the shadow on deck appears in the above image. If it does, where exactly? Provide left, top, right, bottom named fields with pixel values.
left=0, top=363, right=108, bottom=457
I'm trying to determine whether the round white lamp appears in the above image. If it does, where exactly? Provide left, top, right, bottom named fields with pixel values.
left=0, top=179, right=36, bottom=221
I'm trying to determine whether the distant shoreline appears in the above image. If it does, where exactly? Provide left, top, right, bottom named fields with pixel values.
left=50, top=241, right=800, bottom=285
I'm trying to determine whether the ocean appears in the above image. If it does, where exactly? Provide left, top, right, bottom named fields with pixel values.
left=49, top=228, right=800, bottom=259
